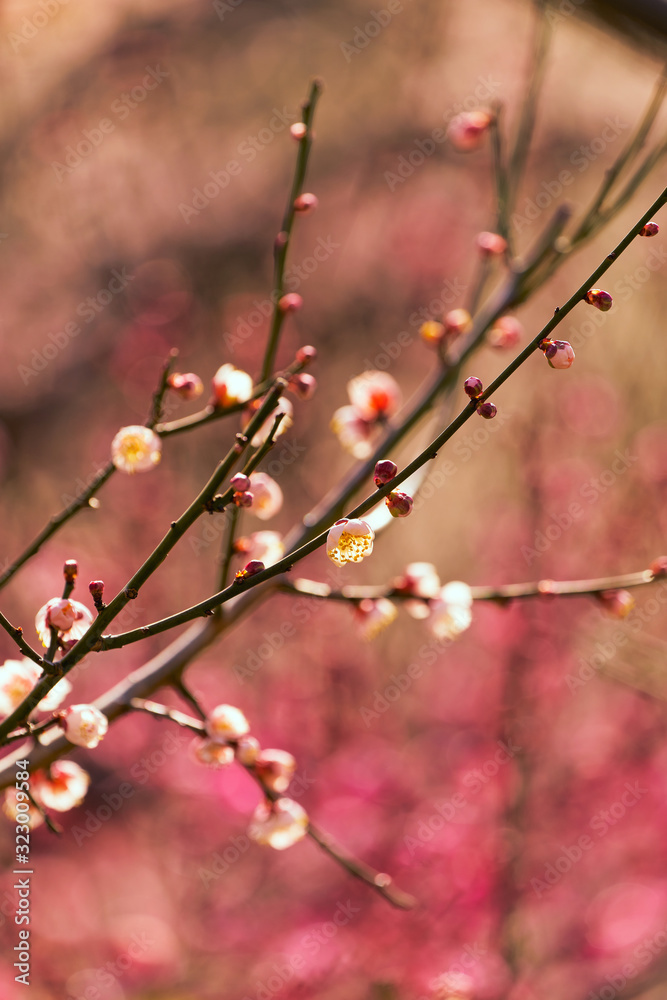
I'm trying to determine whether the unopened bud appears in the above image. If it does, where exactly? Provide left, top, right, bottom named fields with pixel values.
left=296, top=344, right=317, bottom=364
left=288, top=373, right=317, bottom=400
left=290, top=122, right=307, bottom=140
left=476, top=231, right=507, bottom=255
left=233, top=491, right=254, bottom=508
left=585, top=288, right=612, bottom=311
left=167, top=373, right=204, bottom=401
left=386, top=491, right=413, bottom=517
left=542, top=339, right=575, bottom=369
left=374, top=459, right=398, bottom=487
left=477, top=401, right=497, bottom=419
left=419, top=320, right=445, bottom=346
left=63, top=560, right=78, bottom=583
left=293, top=193, right=318, bottom=213
left=237, top=560, right=265, bottom=580
left=596, top=589, right=635, bottom=618
left=230, top=473, right=251, bottom=492
left=650, top=556, right=667, bottom=578
left=278, top=293, right=303, bottom=313
left=640, top=222, right=659, bottom=237
left=443, top=308, right=472, bottom=337
left=464, top=376, right=484, bottom=399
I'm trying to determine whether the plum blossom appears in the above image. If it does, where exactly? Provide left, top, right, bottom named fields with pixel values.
left=60, top=704, right=109, bottom=748
left=206, top=704, right=250, bottom=743
left=248, top=797, right=308, bottom=850
left=235, top=735, right=261, bottom=765
left=596, top=589, right=635, bottom=618
left=347, top=370, right=401, bottom=421
left=326, top=518, right=375, bottom=567
left=191, top=738, right=235, bottom=768
left=330, top=405, right=375, bottom=459
left=394, top=562, right=441, bottom=619
left=429, top=581, right=473, bottom=641
left=244, top=396, right=293, bottom=447
left=446, top=110, right=493, bottom=151
left=254, top=749, right=296, bottom=793
left=31, top=760, right=90, bottom=812
left=248, top=473, right=283, bottom=520
left=0, top=658, right=70, bottom=716
left=3, top=788, right=43, bottom=829
left=212, top=363, right=253, bottom=407
left=111, top=425, right=162, bottom=473
left=35, top=598, right=94, bottom=649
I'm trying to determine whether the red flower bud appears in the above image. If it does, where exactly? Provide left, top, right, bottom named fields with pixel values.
left=385, top=491, right=413, bottom=518
left=477, top=401, right=497, bottom=419
left=296, top=345, right=317, bottom=364
left=585, top=288, right=612, bottom=311
left=290, top=122, right=307, bottom=140
left=278, top=293, right=303, bottom=313
left=464, top=376, right=484, bottom=399
left=374, top=460, right=398, bottom=487
left=293, top=193, right=318, bottom=213
left=640, top=222, right=659, bottom=237
left=288, top=373, right=317, bottom=400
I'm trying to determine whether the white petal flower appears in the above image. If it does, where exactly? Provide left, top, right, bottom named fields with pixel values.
left=429, top=581, right=473, bottom=641
left=244, top=397, right=293, bottom=448
left=111, top=425, right=162, bottom=473
left=248, top=473, right=283, bottom=521
left=191, top=737, right=235, bottom=768
left=326, top=518, right=374, bottom=567
left=205, top=704, right=250, bottom=743
left=254, top=749, right=296, bottom=793
left=212, top=363, right=253, bottom=407
left=347, top=370, right=402, bottom=421
left=35, top=598, right=94, bottom=649
left=248, top=797, right=308, bottom=850
left=60, top=704, right=109, bottom=748
left=31, top=760, right=90, bottom=812
left=0, top=659, right=40, bottom=717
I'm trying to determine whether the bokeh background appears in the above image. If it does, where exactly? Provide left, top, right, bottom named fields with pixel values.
left=0, top=0, right=667, bottom=997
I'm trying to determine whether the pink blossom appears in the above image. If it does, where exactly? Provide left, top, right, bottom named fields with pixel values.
left=429, top=581, right=473, bottom=640
left=446, top=110, right=493, bottom=151
left=35, top=598, right=94, bottom=649
left=60, top=704, right=109, bottom=748
left=111, top=425, right=162, bottom=473
left=347, top=370, right=402, bottom=421
left=239, top=530, right=285, bottom=568
left=248, top=473, right=283, bottom=520
left=331, top=405, right=375, bottom=459
left=212, top=363, right=253, bottom=408
left=205, top=704, right=250, bottom=743
left=191, top=737, right=235, bottom=768
left=254, top=749, right=296, bottom=793
left=31, top=760, right=90, bottom=812
left=248, top=797, right=309, bottom=850
left=326, top=518, right=375, bottom=567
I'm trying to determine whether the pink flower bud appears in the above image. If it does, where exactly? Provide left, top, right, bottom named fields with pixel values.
left=487, top=315, right=522, bottom=349
left=464, top=376, right=483, bottom=398
left=248, top=797, right=308, bottom=850
left=230, top=473, right=251, bottom=492
left=596, top=589, right=635, bottom=618
left=168, top=372, right=204, bottom=401
left=206, top=704, right=250, bottom=743
left=443, top=308, right=472, bottom=337
left=374, top=459, right=398, bottom=487
left=288, top=372, right=317, bottom=399
left=650, top=556, right=667, bottom=578
left=477, top=401, right=497, bottom=419
left=254, top=749, right=296, bottom=793
left=476, top=231, right=507, bottom=255
left=446, top=110, right=493, bottom=152
left=236, top=560, right=266, bottom=578
left=236, top=735, right=261, bottom=765
left=543, top=339, right=575, bottom=369
left=88, top=580, right=104, bottom=599
left=640, top=222, right=659, bottom=237
left=296, top=344, right=317, bottom=364
left=191, top=738, right=234, bottom=768
left=278, top=293, right=303, bottom=313
left=585, top=288, right=612, bottom=311
left=233, top=490, right=254, bottom=508
left=293, top=193, right=318, bottom=213
left=290, top=122, right=307, bottom=140
left=386, top=490, right=414, bottom=517
left=60, top=704, right=109, bottom=748
left=419, top=320, right=445, bottom=346
left=35, top=598, right=94, bottom=648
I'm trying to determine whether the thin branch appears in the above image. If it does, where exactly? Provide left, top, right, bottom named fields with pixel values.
left=260, top=79, right=323, bottom=382
left=0, top=612, right=44, bottom=666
